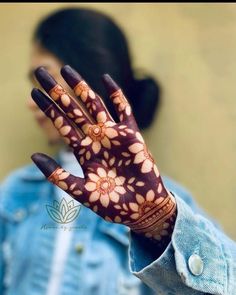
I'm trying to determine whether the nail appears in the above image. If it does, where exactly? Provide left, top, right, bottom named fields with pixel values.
left=34, top=67, right=57, bottom=93
left=31, top=153, right=59, bottom=178
left=31, top=88, right=52, bottom=112
left=102, top=74, right=120, bottom=95
left=61, top=65, right=83, bottom=89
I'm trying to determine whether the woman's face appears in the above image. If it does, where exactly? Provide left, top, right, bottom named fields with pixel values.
left=28, top=42, right=73, bottom=144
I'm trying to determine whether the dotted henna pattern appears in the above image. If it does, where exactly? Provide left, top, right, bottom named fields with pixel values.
left=31, top=66, right=177, bottom=245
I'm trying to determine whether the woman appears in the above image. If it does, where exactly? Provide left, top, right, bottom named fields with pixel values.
left=1, top=7, right=235, bottom=295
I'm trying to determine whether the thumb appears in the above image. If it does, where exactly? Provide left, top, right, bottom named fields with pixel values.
left=31, top=153, right=85, bottom=201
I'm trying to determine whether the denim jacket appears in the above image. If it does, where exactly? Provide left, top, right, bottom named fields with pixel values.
left=0, top=160, right=235, bottom=295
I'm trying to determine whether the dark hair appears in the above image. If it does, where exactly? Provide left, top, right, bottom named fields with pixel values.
left=33, top=7, right=161, bottom=129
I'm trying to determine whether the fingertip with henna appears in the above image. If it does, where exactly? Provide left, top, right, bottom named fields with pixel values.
left=31, top=88, right=52, bottom=112
left=102, top=74, right=120, bottom=95
left=34, top=67, right=57, bottom=93
left=61, top=65, right=83, bottom=88
left=31, top=153, right=59, bottom=178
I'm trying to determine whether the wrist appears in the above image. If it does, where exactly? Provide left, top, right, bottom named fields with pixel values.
left=127, top=191, right=177, bottom=242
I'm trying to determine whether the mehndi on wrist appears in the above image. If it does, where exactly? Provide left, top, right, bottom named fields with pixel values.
left=127, top=191, right=177, bottom=243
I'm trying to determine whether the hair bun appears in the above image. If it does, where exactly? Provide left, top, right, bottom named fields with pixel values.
left=128, top=76, right=161, bottom=129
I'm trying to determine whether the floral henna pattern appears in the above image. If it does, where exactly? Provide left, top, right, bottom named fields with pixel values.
left=48, top=167, right=84, bottom=196
left=128, top=131, right=159, bottom=176
left=61, top=66, right=114, bottom=123
left=48, top=84, right=94, bottom=133
left=85, top=167, right=126, bottom=207
left=79, top=112, right=119, bottom=158
left=74, top=80, right=96, bottom=102
left=66, top=114, right=175, bottom=243
left=110, top=89, right=132, bottom=122
left=125, top=192, right=177, bottom=240
left=31, top=66, right=177, bottom=246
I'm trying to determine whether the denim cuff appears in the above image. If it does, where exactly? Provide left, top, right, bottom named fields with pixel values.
left=128, top=193, right=228, bottom=294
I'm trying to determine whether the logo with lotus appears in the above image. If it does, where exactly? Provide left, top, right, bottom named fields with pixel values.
left=46, top=198, right=81, bottom=224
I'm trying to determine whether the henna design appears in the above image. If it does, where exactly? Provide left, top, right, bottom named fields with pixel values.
left=35, top=67, right=95, bottom=133
left=61, top=65, right=114, bottom=122
left=48, top=167, right=84, bottom=197
left=85, top=167, right=126, bottom=207
left=110, top=89, right=132, bottom=122
left=31, top=89, right=82, bottom=145
left=31, top=66, right=177, bottom=245
left=79, top=119, right=119, bottom=159
left=126, top=193, right=177, bottom=240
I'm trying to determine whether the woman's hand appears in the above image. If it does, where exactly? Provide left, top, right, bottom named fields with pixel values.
left=31, top=65, right=176, bottom=245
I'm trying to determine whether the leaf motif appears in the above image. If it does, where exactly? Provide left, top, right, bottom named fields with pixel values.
left=64, top=206, right=81, bottom=223
left=59, top=198, right=69, bottom=219
left=68, top=199, right=75, bottom=209
left=61, top=204, right=67, bottom=220
left=46, top=205, right=63, bottom=223
left=53, top=200, right=59, bottom=209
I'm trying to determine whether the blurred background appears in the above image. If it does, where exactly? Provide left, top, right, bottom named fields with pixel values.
left=0, top=3, right=235, bottom=239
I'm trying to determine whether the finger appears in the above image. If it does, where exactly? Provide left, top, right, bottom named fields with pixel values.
left=31, top=88, right=83, bottom=147
left=31, top=153, right=86, bottom=202
left=102, top=74, right=135, bottom=124
left=34, top=67, right=94, bottom=134
left=61, top=65, right=114, bottom=124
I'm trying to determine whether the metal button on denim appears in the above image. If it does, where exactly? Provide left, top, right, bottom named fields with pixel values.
left=75, top=244, right=84, bottom=254
left=188, top=254, right=204, bottom=276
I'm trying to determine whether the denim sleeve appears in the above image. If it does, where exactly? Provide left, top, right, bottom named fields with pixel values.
left=128, top=193, right=236, bottom=295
